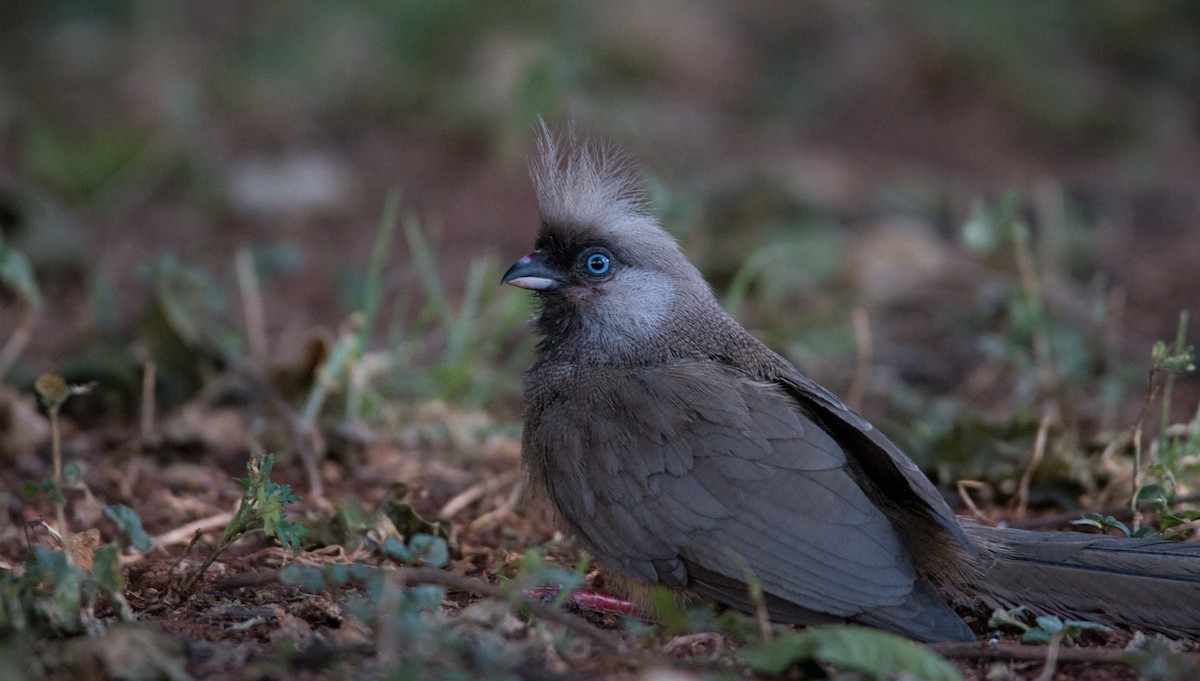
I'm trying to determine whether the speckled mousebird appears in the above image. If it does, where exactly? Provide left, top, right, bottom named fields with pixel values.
left=501, top=123, right=1200, bottom=643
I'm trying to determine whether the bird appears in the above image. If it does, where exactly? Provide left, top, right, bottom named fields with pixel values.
left=501, top=124, right=1200, bottom=643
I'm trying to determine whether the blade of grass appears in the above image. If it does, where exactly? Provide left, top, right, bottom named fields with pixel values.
left=403, top=214, right=452, bottom=332
left=444, top=255, right=489, bottom=367
left=346, top=190, right=401, bottom=423
left=1158, top=311, right=1189, bottom=472
left=359, top=190, right=402, bottom=351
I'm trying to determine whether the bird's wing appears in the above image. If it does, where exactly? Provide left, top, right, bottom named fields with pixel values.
left=537, top=361, right=969, bottom=640
left=777, top=368, right=977, bottom=554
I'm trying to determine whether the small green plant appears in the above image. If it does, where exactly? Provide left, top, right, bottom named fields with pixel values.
left=0, top=545, right=133, bottom=637
left=882, top=191, right=1136, bottom=489
left=101, top=504, right=154, bottom=554
left=0, top=232, right=43, bottom=381
left=738, top=625, right=963, bottom=680
left=1124, top=634, right=1200, bottom=681
left=33, top=374, right=95, bottom=562
left=2, top=372, right=149, bottom=644
left=961, top=192, right=1125, bottom=421
left=231, top=453, right=308, bottom=552
left=381, top=212, right=533, bottom=409
left=501, top=547, right=588, bottom=612
left=1137, top=316, right=1200, bottom=537
left=1021, top=615, right=1112, bottom=644
left=1075, top=313, right=1199, bottom=539
left=280, top=534, right=551, bottom=681
left=379, top=532, right=451, bottom=567
left=302, top=200, right=532, bottom=445
left=989, top=607, right=1112, bottom=643
left=341, top=189, right=402, bottom=424
left=182, top=453, right=307, bottom=593
left=140, top=253, right=241, bottom=357
left=1073, top=512, right=1134, bottom=537
left=281, top=533, right=450, bottom=612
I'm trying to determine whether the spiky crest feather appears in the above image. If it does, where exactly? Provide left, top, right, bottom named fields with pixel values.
left=529, top=121, right=682, bottom=266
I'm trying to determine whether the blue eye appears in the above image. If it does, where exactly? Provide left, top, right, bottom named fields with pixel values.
left=582, top=251, right=611, bottom=276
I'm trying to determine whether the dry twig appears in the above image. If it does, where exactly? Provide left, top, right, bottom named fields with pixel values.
left=468, top=478, right=523, bottom=530
left=931, top=640, right=1200, bottom=667
left=236, top=247, right=270, bottom=366
left=1031, top=630, right=1063, bottom=681
left=1005, top=491, right=1200, bottom=530
left=956, top=480, right=993, bottom=524
left=846, top=307, right=872, bottom=412
left=1010, top=415, right=1051, bottom=519
left=149, top=511, right=235, bottom=551
left=440, top=477, right=508, bottom=519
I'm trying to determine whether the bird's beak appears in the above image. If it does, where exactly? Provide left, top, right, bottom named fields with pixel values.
left=502, top=251, right=563, bottom=291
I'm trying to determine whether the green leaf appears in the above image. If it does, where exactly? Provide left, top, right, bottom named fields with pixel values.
left=19, top=481, right=40, bottom=500
left=740, top=626, right=963, bottom=680
left=103, top=504, right=153, bottom=552
left=143, top=254, right=235, bottom=352
left=1071, top=513, right=1131, bottom=537
left=92, top=544, right=135, bottom=622
left=1023, top=628, right=1052, bottom=643
left=348, top=563, right=384, bottom=598
left=26, top=545, right=71, bottom=582
left=382, top=534, right=451, bottom=567
left=1151, top=340, right=1196, bottom=374
left=408, top=534, right=449, bottom=567
left=1163, top=509, right=1200, bottom=530
left=408, top=584, right=446, bottom=610
left=25, top=546, right=86, bottom=634
left=382, top=536, right=410, bottom=561
left=223, top=454, right=306, bottom=556
left=739, top=631, right=817, bottom=676
left=63, top=462, right=83, bottom=487
left=325, top=563, right=350, bottom=587
left=1103, top=516, right=1132, bottom=536
left=1135, top=484, right=1170, bottom=506
left=1125, top=634, right=1196, bottom=679
left=988, top=606, right=1030, bottom=632
left=0, top=239, right=43, bottom=308
left=279, top=564, right=328, bottom=592
left=92, top=544, right=125, bottom=592
left=1062, top=619, right=1112, bottom=635
left=1034, top=615, right=1063, bottom=634
left=1023, top=614, right=1110, bottom=643
left=272, top=518, right=308, bottom=553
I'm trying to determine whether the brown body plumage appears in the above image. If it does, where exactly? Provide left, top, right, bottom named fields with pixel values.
left=502, top=124, right=1200, bottom=643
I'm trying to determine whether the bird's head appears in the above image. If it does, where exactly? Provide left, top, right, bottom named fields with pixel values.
left=502, top=123, right=713, bottom=356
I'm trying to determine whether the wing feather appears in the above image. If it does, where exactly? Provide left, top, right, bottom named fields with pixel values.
left=532, top=360, right=971, bottom=640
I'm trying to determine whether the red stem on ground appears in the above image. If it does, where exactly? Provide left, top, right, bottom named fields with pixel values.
left=524, top=586, right=644, bottom=618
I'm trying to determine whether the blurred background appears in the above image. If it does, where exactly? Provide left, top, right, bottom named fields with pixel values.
left=2, top=0, right=1199, bottom=494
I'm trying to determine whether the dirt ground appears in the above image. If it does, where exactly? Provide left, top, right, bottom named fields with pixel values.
left=4, top=397, right=1198, bottom=680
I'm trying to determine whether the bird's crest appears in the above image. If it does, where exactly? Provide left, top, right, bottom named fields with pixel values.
left=530, top=120, right=651, bottom=235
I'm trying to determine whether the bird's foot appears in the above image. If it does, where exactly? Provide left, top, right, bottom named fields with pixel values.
left=524, top=586, right=643, bottom=617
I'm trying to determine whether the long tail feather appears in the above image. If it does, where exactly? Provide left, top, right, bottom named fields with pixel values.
left=963, top=525, right=1200, bottom=636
